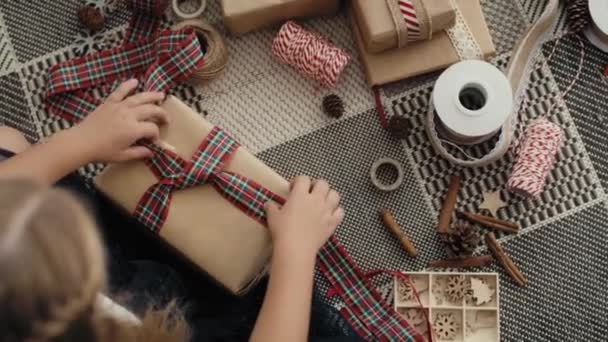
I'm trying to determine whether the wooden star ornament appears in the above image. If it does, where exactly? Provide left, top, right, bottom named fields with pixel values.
left=479, top=191, right=506, bottom=217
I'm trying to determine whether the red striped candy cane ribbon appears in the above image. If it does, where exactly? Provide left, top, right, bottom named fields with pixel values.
left=386, top=0, right=429, bottom=47
left=399, top=0, right=422, bottom=40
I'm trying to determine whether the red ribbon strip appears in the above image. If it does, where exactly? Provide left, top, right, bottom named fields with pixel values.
left=135, top=128, right=283, bottom=232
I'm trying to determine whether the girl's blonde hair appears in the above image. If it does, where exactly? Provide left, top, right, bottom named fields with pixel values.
left=0, top=180, right=189, bottom=342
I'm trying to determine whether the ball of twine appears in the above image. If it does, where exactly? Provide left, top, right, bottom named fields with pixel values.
left=507, top=118, right=563, bottom=197
left=272, top=21, right=350, bottom=88
left=172, top=19, right=228, bottom=84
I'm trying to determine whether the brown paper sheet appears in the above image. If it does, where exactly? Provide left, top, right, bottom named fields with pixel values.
left=221, top=0, right=340, bottom=34
left=94, top=96, right=290, bottom=294
left=352, top=0, right=456, bottom=53
left=352, top=0, right=496, bottom=86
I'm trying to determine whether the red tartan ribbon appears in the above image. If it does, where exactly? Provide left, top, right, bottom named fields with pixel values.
left=43, top=1, right=423, bottom=340
left=46, top=0, right=204, bottom=122
left=319, top=237, right=425, bottom=342
left=135, top=127, right=283, bottom=232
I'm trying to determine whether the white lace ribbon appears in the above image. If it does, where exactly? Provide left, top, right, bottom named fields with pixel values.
left=445, top=0, right=483, bottom=61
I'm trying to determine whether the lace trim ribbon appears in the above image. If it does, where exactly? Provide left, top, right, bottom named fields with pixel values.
left=445, top=0, right=483, bottom=60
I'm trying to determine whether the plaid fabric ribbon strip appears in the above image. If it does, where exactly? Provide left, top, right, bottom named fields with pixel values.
left=45, top=0, right=205, bottom=123
left=135, top=127, right=284, bottom=232
left=319, top=237, right=425, bottom=341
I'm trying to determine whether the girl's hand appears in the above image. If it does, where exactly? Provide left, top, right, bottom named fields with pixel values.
left=265, top=176, right=344, bottom=259
left=74, top=79, right=168, bottom=163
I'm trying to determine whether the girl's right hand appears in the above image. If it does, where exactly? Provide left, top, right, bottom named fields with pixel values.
left=74, top=79, right=168, bottom=163
left=265, top=177, right=344, bottom=259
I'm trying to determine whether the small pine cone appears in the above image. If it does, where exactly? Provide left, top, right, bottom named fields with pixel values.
left=387, top=115, right=411, bottom=139
left=78, top=5, right=105, bottom=32
left=566, top=0, right=591, bottom=34
left=322, top=94, right=345, bottom=119
left=444, top=221, right=481, bottom=258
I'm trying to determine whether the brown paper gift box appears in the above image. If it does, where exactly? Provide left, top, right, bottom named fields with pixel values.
left=94, top=96, right=290, bottom=294
left=352, top=0, right=496, bottom=86
left=352, top=0, right=456, bottom=53
left=221, top=0, right=340, bottom=34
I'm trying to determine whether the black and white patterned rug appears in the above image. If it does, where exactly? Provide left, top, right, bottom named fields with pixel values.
left=0, top=0, right=607, bottom=340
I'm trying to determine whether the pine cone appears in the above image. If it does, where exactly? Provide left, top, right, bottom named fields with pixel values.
left=566, top=0, right=590, bottom=34
left=322, top=94, right=345, bottom=119
left=387, top=115, right=411, bottom=139
left=444, top=221, right=480, bottom=258
left=78, top=5, right=105, bottom=32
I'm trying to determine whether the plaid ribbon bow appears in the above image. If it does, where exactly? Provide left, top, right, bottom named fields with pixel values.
left=43, top=1, right=424, bottom=340
left=45, top=0, right=205, bottom=123
left=135, top=127, right=283, bottom=232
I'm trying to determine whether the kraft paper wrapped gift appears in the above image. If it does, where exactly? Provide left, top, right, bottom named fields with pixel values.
left=352, top=0, right=496, bottom=86
left=94, top=96, right=290, bottom=294
left=221, top=0, right=340, bottom=34
left=352, top=0, right=456, bottom=53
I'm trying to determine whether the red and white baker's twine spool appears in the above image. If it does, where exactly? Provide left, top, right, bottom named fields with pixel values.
left=272, top=21, right=350, bottom=88
left=507, top=119, right=564, bottom=198
left=506, top=34, right=584, bottom=198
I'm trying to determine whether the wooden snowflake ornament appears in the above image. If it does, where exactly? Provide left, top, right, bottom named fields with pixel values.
left=446, top=275, right=467, bottom=303
left=396, top=277, right=426, bottom=303
left=401, top=309, right=425, bottom=327
left=434, top=312, right=459, bottom=340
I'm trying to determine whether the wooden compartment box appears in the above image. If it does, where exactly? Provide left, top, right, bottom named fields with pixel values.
left=393, top=272, right=500, bottom=342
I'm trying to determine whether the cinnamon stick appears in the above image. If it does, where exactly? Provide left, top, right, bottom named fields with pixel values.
left=485, top=232, right=527, bottom=287
left=428, top=255, right=493, bottom=269
left=437, top=175, right=461, bottom=234
left=459, top=211, right=519, bottom=234
left=380, top=209, right=418, bottom=257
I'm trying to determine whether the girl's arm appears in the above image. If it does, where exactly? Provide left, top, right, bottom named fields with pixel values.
left=0, top=79, right=167, bottom=185
left=250, top=177, right=344, bottom=342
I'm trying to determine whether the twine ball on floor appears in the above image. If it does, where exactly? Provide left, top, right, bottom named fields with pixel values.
left=78, top=5, right=105, bottom=32
left=387, top=115, right=411, bottom=139
left=322, top=94, right=345, bottom=118
left=566, top=0, right=591, bottom=33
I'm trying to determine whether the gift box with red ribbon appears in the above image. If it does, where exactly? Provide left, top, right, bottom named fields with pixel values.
left=352, top=0, right=496, bottom=86
left=94, top=96, right=290, bottom=294
left=353, top=0, right=457, bottom=53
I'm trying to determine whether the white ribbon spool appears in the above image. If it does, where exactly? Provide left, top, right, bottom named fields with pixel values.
left=431, top=60, right=512, bottom=144
left=426, top=0, right=560, bottom=167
